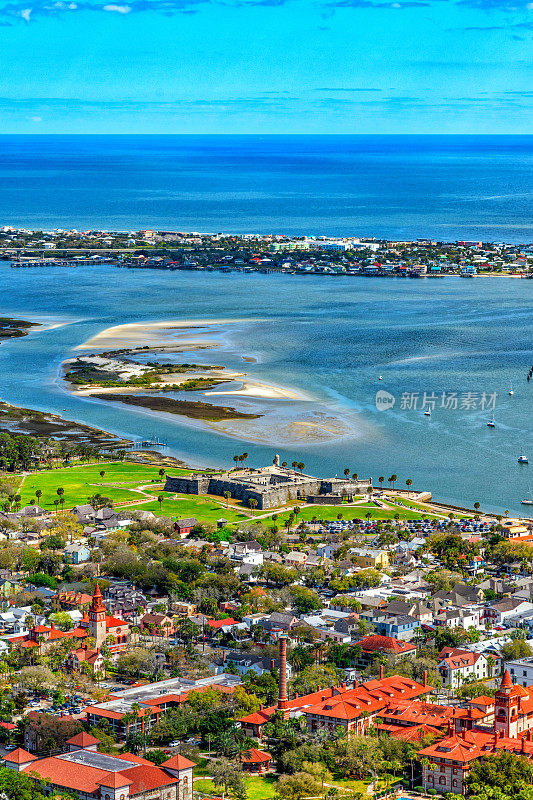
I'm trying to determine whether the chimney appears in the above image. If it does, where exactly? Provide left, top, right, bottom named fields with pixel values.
left=423, top=670, right=428, bottom=687
left=379, top=664, right=384, bottom=680
left=50, top=622, right=55, bottom=630
left=522, top=737, right=526, bottom=752
left=355, top=678, right=359, bottom=687
left=528, top=729, right=532, bottom=742
left=270, top=659, right=275, bottom=671
left=277, top=635, right=288, bottom=717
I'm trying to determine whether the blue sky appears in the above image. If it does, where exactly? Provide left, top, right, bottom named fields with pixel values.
left=0, top=0, right=531, bottom=132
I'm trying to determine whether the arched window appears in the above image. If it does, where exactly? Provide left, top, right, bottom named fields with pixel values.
left=453, top=780, right=458, bottom=788
left=439, top=777, right=446, bottom=785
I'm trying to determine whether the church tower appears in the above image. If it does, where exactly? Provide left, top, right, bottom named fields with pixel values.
left=494, top=669, right=520, bottom=738
left=88, top=584, right=107, bottom=648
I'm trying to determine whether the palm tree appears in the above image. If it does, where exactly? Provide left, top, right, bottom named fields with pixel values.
left=379, top=476, right=385, bottom=488
left=389, top=474, right=398, bottom=489
left=298, top=462, right=305, bottom=473
left=158, top=468, right=166, bottom=480
left=35, top=489, right=42, bottom=505
left=281, top=461, right=287, bottom=468
left=53, top=498, right=60, bottom=512
left=157, top=494, right=164, bottom=512
left=233, top=455, right=239, bottom=469
left=56, top=487, right=64, bottom=505
left=352, top=472, right=358, bottom=481
left=249, top=498, right=258, bottom=515
left=291, top=460, right=298, bottom=471
left=486, top=655, right=495, bottom=677
left=224, top=490, right=231, bottom=508
left=344, top=468, right=350, bottom=478
left=59, top=497, right=65, bottom=512
left=99, top=470, right=105, bottom=480
left=406, top=478, right=412, bottom=489
left=242, top=452, right=248, bottom=467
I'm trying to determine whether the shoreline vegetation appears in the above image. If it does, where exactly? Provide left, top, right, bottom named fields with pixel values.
left=90, top=392, right=262, bottom=421
left=0, top=317, right=40, bottom=340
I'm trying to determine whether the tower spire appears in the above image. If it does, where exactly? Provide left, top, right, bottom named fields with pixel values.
left=277, top=634, right=288, bottom=718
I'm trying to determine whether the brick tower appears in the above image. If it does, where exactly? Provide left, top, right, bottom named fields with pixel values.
left=88, top=584, right=107, bottom=648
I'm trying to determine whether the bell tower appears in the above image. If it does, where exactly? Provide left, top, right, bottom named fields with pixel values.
left=494, top=669, right=520, bottom=738
left=89, top=584, right=107, bottom=648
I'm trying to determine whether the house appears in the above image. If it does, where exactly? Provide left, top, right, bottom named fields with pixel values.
left=2, top=735, right=195, bottom=800
left=261, top=612, right=299, bottom=632
left=51, top=590, right=94, bottom=613
left=174, top=518, right=199, bottom=537
left=0, top=578, right=20, bottom=598
left=64, top=542, right=91, bottom=564
left=67, top=645, right=105, bottom=676
left=141, top=613, right=175, bottom=638
left=484, top=598, right=533, bottom=626
left=371, top=614, right=421, bottom=640
left=434, top=606, right=482, bottom=630
left=504, top=656, right=533, bottom=687
left=437, top=647, right=498, bottom=688
left=285, top=551, right=307, bottom=568
left=352, top=635, right=417, bottom=668
left=351, top=548, right=389, bottom=569
left=222, top=651, right=292, bottom=679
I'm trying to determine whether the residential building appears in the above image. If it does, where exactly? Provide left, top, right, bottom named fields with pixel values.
left=437, top=647, right=498, bottom=688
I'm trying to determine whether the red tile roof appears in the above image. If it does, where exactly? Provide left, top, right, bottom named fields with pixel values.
left=120, top=764, right=178, bottom=794
left=242, top=748, right=272, bottom=764
left=356, top=635, right=417, bottom=655
left=2, top=748, right=37, bottom=764
left=207, top=618, right=237, bottom=629
left=66, top=732, right=100, bottom=747
left=162, top=754, right=196, bottom=770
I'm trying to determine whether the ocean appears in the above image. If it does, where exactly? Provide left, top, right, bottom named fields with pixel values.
left=0, top=134, right=532, bottom=241
left=0, top=262, right=532, bottom=517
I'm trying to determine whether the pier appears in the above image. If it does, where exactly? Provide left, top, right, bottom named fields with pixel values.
left=128, top=436, right=168, bottom=450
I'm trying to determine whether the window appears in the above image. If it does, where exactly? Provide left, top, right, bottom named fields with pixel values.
left=439, top=777, right=446, bottom=785
left=453, top=780, right=458, bottom=788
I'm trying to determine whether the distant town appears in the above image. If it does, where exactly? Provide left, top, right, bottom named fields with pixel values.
left=2, top=226, right=533, bottom=277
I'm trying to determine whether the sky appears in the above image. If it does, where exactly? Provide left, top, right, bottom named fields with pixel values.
left=0, top=0, right=531, bottom=132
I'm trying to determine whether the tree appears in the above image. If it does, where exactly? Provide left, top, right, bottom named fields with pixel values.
left=35, top=489, right=42, bottom=505
left=406, top=479, right=413, bottom=489
left=379, top=476, right=385, bottom=488
left=388, top=474, right=398, bottom=489
left=100, top=470, right=106, bottom=479
left=17, top=666, right=57, bottom=692
left=276, top=771, right=321, bottom=800
left=157, top=494, right=164, bottom=512
left=467, top=750, right=533, bottom=800
left=224, top=490, right=231, bottom=508
left=212, top=758, right=248, bottom=800
left=248, top=498, right=258, bottom=515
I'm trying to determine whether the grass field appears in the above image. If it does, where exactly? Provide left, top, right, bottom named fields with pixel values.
left=128, top=492, right=250, bottom=523
left=194, top=776, right=278, bottom=800
left=267, top=503, right=427, bottom=523
left=17, top=462, right=193, bottom=511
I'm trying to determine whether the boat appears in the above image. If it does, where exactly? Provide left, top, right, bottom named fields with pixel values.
left=378, top=376, right=383, bottom=381
left=487, top=415, right=495, bottom=428
left=424, top=410, right=431, bottom=417
left=509, top=385, right=514, bottom=396
left=522, top=499, right=533, bottom=505
left=518, top=453, right=529, bottom=464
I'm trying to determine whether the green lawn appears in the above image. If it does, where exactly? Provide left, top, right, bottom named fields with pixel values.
left=194, top=776, right=278, bottom=800
left=265, top=503, right=426, bottom=523
left=17, top=462, right=193, bottom=511
left=128, top=492, right=250, bottom=524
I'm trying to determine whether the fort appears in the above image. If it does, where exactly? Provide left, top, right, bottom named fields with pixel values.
left=164, top=457, right=372, bottom=510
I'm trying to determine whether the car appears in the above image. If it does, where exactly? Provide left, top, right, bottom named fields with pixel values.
left=169, top=740, right=181, bottom=748
left=4, top=744, right=16, bottom=752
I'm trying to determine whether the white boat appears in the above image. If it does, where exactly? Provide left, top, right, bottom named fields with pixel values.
left=424, top=410, right=431, bottom=416
left=518, top=453, right=529, bottom=464
left=522, top=499, right=533, bottom=505
left=487, top=415, right=495, bottom=428
left=509, top=385, right=514, bottom=396
left=378, top=376, right=383, bottom=381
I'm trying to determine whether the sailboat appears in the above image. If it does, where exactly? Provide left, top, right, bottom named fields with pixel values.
left=518, top=453, right=529, bottom=464
left=509, top=385, right=514, bottom=396
left=522, top=486, right=533, bottom=506
left=424, top=409, right=431, bottom=417
left=487, top=415, right=495, bottom=428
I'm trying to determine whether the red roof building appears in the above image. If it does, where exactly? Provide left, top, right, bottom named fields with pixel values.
left=419, top=671, right=533, bottom=795
left=1, top=737, right=195, bottom=800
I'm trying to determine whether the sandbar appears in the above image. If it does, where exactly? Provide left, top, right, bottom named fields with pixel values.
left=207, top=380, right=309, bottom=402
left=75, top=318, right=260, bottom=350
